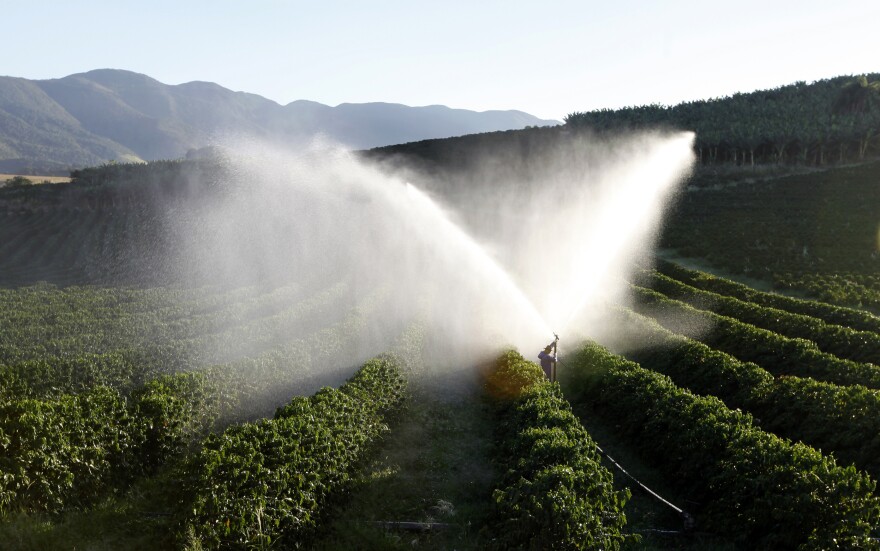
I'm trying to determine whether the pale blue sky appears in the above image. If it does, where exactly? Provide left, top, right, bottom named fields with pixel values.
left=3, top=0, right=878, bottom=120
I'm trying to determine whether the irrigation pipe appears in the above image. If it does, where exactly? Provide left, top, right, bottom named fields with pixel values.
left=554, top=359, right=695, bottom=532
left=594, top=443, right=695, bottom=531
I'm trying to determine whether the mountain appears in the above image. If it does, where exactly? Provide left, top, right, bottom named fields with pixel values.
left=0, top=69, right=558, bottom=173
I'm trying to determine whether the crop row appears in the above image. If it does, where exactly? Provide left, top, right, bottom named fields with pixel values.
left=642, top=270, right=880, bottom=365
left=0, top=281, right=354, bottom=401
left=0, top=277, right=337, bottom=365
left=177, top=354, right=408, bottom=549
left=0, top=290, right=396, bottom=515
left=214, top=285, right=399, bottom=424
left=560, top=342, right=880, bottom=549
left=776, top=271, right=880, bottom=310
left=0, top=204, right=187, bottom=287
left=655, top=259, right=880, bottom=334
left=134, top=283, right=395, bottom=426
left=481, top=350, right=629, bottom=550
left=0, top=281, right=225, bottom=326
left=609, top=306, right=880, bottom=481
left=631, top=285, right=880, bottom=389
left=0, top=372, right=224, bottom=514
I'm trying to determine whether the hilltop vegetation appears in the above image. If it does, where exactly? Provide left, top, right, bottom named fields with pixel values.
left=373, top=74, right=880, bottom=170
left=567, top=74, right=880, bottom=167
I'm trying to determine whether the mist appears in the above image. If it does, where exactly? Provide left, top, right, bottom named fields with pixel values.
left=166, top=130, right=695, bottom=391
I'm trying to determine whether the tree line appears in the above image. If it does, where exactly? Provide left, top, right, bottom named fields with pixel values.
left=565, top=74, right=880, bottom=167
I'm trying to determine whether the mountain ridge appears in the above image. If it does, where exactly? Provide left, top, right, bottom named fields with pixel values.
left=0, top=69, right=559, bottom=173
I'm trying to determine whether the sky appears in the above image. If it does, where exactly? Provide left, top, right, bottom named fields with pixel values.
left=3, top=0, right=878, bottom=121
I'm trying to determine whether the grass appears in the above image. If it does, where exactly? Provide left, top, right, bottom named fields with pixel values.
left=0, top=465, right=184, bottom=550
left=315, top=380, right=496, bottom=550
left=569, top=402, right=736, bottom=551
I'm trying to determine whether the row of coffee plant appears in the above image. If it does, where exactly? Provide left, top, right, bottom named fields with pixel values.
left=655, top=260, right=880, bottom=334
left=0, top=277, right=339, bottom=366
left=641, top=270, right=880, bottom=365
left=631, top=285, right=880, bottom=389
left=560, top=343, right=880, bottom=549
left=0, top=272, right=349, bottom=364
left=0, top=372, right=223, bottom=514
left=177, top=354, right=408, bottom=549
left=610, top=306, right=880, bottom=480
left=0, top=289, right=395, bottom=515
left=481, top=350, right=630, bottom=550
left=775, top=271, right=880, bottom=310
left=0, top=281, right=354, bottom=400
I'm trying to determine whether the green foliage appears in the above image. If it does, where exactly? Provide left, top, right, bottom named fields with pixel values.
left=630, top=284, right=880, bottom=389
left=131, top=372, right=227, bottom=472
left=0, top=387, right=138, bottom=514
left=658, top=162, right=880, bottom=290
left=0, top=352, right=141, bottom=402
left=178, top=355, right=408, bottom=549
left=566, top=74, right=880, bottom=166
left=0, top=278, right=354, bottom=404
left=481, top=350, right=629, bottom=550
left=0, top=276, right=398, bottom=522
left=655, top=260, right=880, bottom=334
left=0, top=374, right=225, bottom=516
left=562, top=343, right=880, bottom=549
left=613, top=306, right=880, bottom=481
left=482, top=348, right=546, bottom=401
left=776, top=272, right=880, bottom=310
left=642, top=270, right=880, bottom=365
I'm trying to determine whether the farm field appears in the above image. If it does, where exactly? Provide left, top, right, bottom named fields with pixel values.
left=3, top=0, right=880, bottom=544
left=2, top=151, right=880, bottom=549
left=3, top=261, right=880, bottom=549
left=659, top=161, right=880, bottom=312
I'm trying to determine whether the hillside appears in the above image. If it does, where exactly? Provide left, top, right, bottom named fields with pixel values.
left=566, top=74, right=880, bottom=167
left=369, top=74, right=880, bottom=171
left=0, top=69, right=558, bottom=174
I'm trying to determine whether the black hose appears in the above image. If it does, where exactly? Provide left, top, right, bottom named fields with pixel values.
left=594, top=444, right=695, bottom=531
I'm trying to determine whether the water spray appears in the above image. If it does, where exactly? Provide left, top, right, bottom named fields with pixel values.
left=175, top=131, right=695, bottom=391
left=402, top=180, right=554, bottom=343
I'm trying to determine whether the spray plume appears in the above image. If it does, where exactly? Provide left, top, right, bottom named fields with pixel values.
left=168, top=130, right=694, bottom=389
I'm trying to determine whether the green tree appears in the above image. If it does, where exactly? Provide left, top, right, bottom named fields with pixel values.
left=834, top=77, right=880, bottom=159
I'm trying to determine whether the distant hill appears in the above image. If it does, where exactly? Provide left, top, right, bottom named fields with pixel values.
left=0, top=69, right=558, bottom=174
